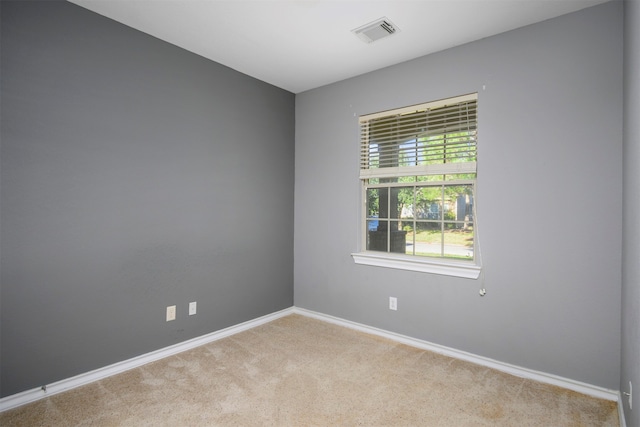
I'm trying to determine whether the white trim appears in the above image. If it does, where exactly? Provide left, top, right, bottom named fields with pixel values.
left=352, top=251, right=481, bottom=279
left=0, top=307, right=295, bottom=412
left=360, top=93, right=478, bottom=121
left=292, top=307, right=620, bottom=403
left=359, top=162, right=476, bottom=180
left=618, top=391, right=628, bottom=427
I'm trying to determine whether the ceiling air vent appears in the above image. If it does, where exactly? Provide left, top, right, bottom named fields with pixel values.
left=352, top=17, right=399, bottom=44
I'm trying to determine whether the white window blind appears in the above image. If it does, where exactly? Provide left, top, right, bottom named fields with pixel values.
left=359, top=93, right=478, bottom=180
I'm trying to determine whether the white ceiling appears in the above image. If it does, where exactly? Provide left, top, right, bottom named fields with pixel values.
left=69, top=0, right=611, bottom=93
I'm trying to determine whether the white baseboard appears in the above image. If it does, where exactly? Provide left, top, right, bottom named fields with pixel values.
left=0, top=307, right=295, bottom=412
left=1, top=305, right=622, bottom=419
left=618, top=391, right=628, bottom=427
left=292, top=307, right=620, bottom=403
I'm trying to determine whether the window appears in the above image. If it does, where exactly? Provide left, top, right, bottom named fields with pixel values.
left=352, top=93, right=481, bottom=278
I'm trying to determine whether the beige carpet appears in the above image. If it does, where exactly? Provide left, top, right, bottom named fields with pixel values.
left=0, top=314, right=619, bottom=426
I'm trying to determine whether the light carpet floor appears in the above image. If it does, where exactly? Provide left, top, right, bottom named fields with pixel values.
left=1, top=314, right=619, bottom=426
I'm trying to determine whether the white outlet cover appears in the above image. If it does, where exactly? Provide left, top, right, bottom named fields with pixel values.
left=189, top=301, right=197, bottom=316
left=166, top=305, right=176, bottom=321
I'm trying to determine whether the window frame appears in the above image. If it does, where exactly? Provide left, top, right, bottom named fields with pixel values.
left=351, top=93, right=481, bottom=279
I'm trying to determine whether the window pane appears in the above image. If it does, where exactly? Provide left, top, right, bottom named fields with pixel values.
left=414, top=222, right=442, bottom=257
left=364, top=184, right=476, bottom=261
left=367, top=225, right=387, bottom=252
left=405, top=224, right=416, bottom=256
left=443, top=226, right=474, bottom=260
left=416, top=186, right=442, bottom=220
left=367, top=221, right=408, bottom=254
left=444, top=184, right=473, bottom=222
left=391, top=187, right=414, bottom=220
left=367, top=187, right=386, bottom=218
left=389, top=221, right=407, bottom=254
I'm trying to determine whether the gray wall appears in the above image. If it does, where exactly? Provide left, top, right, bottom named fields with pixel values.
left=295, top=1, right=623, bottom=390
left=622, top=0, right=640, bottom=424
left=0, top=1, right=294, bottom=397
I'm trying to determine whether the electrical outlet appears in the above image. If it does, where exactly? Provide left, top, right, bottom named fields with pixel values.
left=189, top=301, right=197, bottom=316
left=166, top=305, right=176, bottom=322
left=389, top=297, right=397, bottom=311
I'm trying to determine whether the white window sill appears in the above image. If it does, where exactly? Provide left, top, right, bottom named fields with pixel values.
left=351, top=252, right=481, bottom=279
